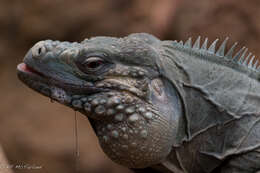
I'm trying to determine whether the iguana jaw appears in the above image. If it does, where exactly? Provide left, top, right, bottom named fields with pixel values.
left=17, top=62, right=72, bottom=104
left=17, top=61, right=106, bottom=105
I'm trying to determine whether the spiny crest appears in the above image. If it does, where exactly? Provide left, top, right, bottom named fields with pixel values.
left=177, top=36, right=259, bottom=71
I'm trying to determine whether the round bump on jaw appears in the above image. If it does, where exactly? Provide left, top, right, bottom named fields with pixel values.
left=95, top=105, right=106, bottom=115
left=128, top=113, right=140, bottom=123
left=84, top=103, right=91, bottom=112
left=138, top=106, right=146, bottom=113
left=140, top=146, right=146, bottom=152
left=32, top=41, right=47, bottom=57
left=125, top=106, right=135, bottom=114
left=138, top=71, right=145, bottom=76
left=131, top=72, right=137, bottom=77
left=131, top=142, right=137, bottom=147
left=122, top=134, right=128, bottom=140
left=116, top=104, right=124, bottom=111
left=96, top=83, right=105, bottom=88
left=115, top=68, right=121, bottom=74
left=118, top=86, right=124, bottom=90
left=91, top=98, right=100, bottom=106
left=125, top=96, right=134, bottom=103
left=107, top=96, right=121, bottom=107
left=107, top=124, right=113, bottom=130
left=80, top=97, right=88, bottom=102
left=107, top=92, right=115, bottom=97
left=114, top=113, right=124, bottom=122
left=99, top=98, right=107, bottom=104
left=72, top=95, right=81, bottom=99
left=72, top=100, right=83, bottom=109
left=144, top=112, right=153, bottom=119
left=105, top=83, right=111, bottom=88
left=41, top=87, right=51, bottom=96
left=140, top=130, right=148, bottom=139
left=111, top=130, right=119, bottom=138
left=97, top=131, right=102, bottom=136
left=123, top=71, right=129, bottom=76
left=103, top=136, right=109, bottom=143
left=121, top=145, right=128, bottom=150
left=107, top=109, right=116, bottom=116
left=121, top=127, right=126, bottom=132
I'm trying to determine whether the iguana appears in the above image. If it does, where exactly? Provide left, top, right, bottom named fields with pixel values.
left=17, top=33, right=260, bottom=173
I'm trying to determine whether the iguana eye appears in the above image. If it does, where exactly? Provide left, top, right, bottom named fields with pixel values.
left=83, top=57, right=104, bottom=71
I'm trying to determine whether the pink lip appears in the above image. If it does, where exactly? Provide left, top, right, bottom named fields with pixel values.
left=17, top=63, right=43, bottom=76
left=17, top=63, right=29, bottom=72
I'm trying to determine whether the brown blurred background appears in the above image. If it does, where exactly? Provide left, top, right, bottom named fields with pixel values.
left=0, top=0, right=260, bottom=173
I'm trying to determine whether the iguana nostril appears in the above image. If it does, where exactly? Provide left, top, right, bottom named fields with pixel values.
left=38, top=48, right=42, bottom=54
left=31, top=41, right=46, bottom=58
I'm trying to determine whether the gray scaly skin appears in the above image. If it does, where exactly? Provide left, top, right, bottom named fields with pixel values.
left=17, top=33, right=260, bottom=173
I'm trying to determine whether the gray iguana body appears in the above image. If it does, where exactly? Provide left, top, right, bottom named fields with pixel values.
left=17, top=33, right=260, bottom=173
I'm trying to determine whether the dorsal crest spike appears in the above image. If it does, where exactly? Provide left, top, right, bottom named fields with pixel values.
left=243, top=52, right=252, bottom=66
left=171, top=36, right=259, bottom=74
left=216, top=37, right=229, bottom=56
left=184, top=37, right=192, bottom=48
left=193, top=36, right=201, bottom=49
left=201, top=37, right=208, bottom=50
left=248, top=55, right=255, bottom=68
left=253, top=60, right=259, bottom=69
left=233, top=47, right=246, bottom=61
left=238, top=48, right=248, bottom=64
left=208, top=39, right=219, bottom=53
left=225, top=42, right=238, bottom=59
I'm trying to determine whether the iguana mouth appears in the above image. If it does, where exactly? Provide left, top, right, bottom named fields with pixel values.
left=17, top=62, right=106, bottom=92
left=17, top=62, right=109, bottom=106
left=17, top=63, right=46, bottom=78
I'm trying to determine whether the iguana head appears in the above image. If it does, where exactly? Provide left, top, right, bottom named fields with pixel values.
left=17, top=33, right=183, bottom=168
